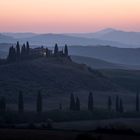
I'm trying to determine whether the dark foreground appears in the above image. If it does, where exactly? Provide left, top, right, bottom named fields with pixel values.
left=0, top=129, right=140, bottom=140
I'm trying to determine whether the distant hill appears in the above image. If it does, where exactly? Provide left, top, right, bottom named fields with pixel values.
left=0, top=34, right=15, bottom=43
left=94, top=28, right=140, bottom=45
left=67, top=28, right=140, bottom=47
left=1, top=28, right=140, bottom=47
left=2, top=32, right=37, bottom=39
left=0, top=57, right=119, bottom=99
left=0, top=32, right=134, bottom=48
left=71, top=55, right=124, bottom=69
left=69, top=45, right=140, bottom=65
left=71, top=55, right=140, bottom=70
left=20, top=33, right=129, bottom=47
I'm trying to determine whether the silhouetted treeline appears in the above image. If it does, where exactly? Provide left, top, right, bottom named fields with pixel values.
left=3, top=42, right=69, bottom=64
left=0, top=91, right=139, bottom=114
left=7, top=42, right=31, bottom=62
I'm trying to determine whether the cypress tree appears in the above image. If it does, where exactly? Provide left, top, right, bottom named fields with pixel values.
left=21, top=44, right=26, bottom=59
left=7, top=46, right=16, bottom=62
left=76, top=97, right=80, bottom=111
left=0, top=97, right=6, bottom=113
left=18, top=91, right=24, bottom=113
left=64, top=44, right=68, bottom=56
left=54, top=43, right=58, bottom=56
left=115, top=95, right=119, bottom=112
left=26, top=41, right=30, bottom=55
left=88, top=92, right=94, bottom=111
left=119, top=98, right=124, bottom=113
left=136, top=91, right=139, bottom=112
left=108, top=96, right=112, bottom=111
left=7, top=46, right=13, bottom=61
left=36, top=90, right=42, bottom=113
left=70, top=93, right=75, bottom=111
left=16, top=41, right=20, bottom=59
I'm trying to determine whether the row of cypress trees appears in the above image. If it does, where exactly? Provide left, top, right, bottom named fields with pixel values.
left=0, top=91, right=139, bottom=113
left=7, top=42, right=30, bottom=62
left=0, top=91, right=42, bottom=113
left=69, top=92, right=140, bottom=113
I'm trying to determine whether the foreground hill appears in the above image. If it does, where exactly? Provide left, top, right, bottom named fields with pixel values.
left=0, top=57, right=118, bottom=99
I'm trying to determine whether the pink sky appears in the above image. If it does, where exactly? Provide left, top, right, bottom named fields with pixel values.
left=0, top=0, right=140, bottom=33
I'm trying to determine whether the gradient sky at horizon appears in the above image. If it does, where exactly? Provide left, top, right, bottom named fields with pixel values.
left=0, top=0, right=140, bottom=33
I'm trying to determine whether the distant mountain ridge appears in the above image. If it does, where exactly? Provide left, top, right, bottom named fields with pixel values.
left=66, top=28, right=140, bottom=46
left=1, top=28, right=140, bottom=48
left=22, top=33, right=129, bottom=47
left=2, top=32, right=37, bottom=39
left=0, top=34, right=15, bottom=43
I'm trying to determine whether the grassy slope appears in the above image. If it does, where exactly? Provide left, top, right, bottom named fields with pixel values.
left=0, top=57, right=117, bottom=98
left=71, top=55, right=125, bottom=69
left=101, top=69, right=140, bottom=92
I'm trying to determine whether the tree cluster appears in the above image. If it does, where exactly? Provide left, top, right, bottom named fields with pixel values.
left=6, top=42, right=69, bottom=63
left=7, top=42, right=30, bottom=62
left=70, top=93, right=80, bottom=111
left=53, top=43, right=69, bottom=57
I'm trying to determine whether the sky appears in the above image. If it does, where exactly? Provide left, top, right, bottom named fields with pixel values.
left=0, top=0, right=140, bottom=33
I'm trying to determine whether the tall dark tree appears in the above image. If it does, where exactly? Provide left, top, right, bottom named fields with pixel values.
left=64, top=44, right=68, bottom=56
left=76, top=97, right=80, bottom=111
left=108, top=96, right=112, bottom=111
left=26, top=41, right=30, bottom=55
left=136, top=91, right=139, bottom=112
left=46, top=48, right=49, bottom=57
left=119, top=98, right=124, bottom=113
left=7, top=46, right=16, bottom=62
left=18, top=91, right=24, bottom=113
left=21, top=44, right=26, bottom=58
left=0, top=97, right=6, bottom=113
left=16, top=41, right=20, bottom=59
left=36, top=90, right=42, bottom=113
left=70, top=93, right=75, bottom=111
left=115, top=95, right=119, bottom=112
left=88, top=92, right=94, bottom=111
left=54, top=43, right=58, bottom=56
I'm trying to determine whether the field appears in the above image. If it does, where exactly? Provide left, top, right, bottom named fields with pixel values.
left=0, top=129, right=140, bottom=140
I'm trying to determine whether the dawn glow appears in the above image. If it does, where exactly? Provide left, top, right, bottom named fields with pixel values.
left=0, top=0, right=140, bottom=33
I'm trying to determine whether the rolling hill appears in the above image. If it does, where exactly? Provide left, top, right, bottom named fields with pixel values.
left=67, top=28, right=140, bottom=47
left=71, top=55, right=125, bottom=69
left=0, top=57, right=119, bottom=100
left=71, top=55, right=140, bottom=70
left=0, top=32, right=134, bottom=48
left=69, top=45, right=140, bottom=65
left=0, top=34, right=15, bottom=43
left=94, top=28, right=140, bottom=45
